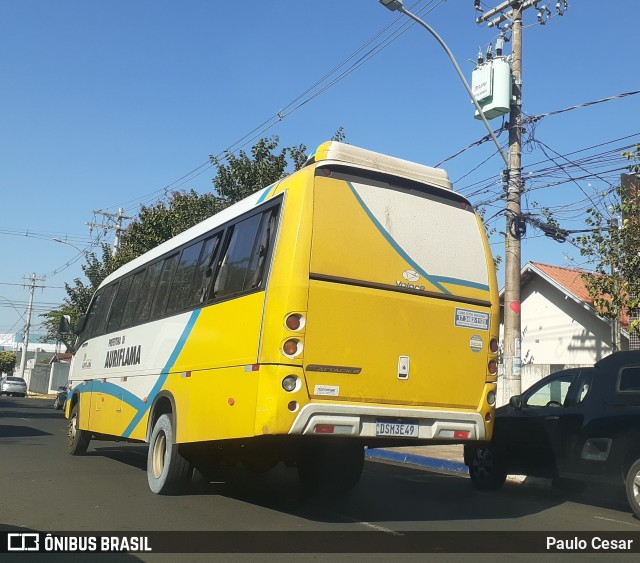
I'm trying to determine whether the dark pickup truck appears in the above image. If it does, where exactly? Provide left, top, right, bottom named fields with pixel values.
left=464, top=351, right=640, bottom=517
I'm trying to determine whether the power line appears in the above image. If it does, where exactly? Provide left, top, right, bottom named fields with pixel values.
left=99, top=0, right=447, bottom=216
left=437, top=90, right=640, bottom=168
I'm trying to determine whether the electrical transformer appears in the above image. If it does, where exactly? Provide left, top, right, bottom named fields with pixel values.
left=472, top=57, right=512, bottom=120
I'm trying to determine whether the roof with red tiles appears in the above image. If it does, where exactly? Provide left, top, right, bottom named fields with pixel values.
left=526, top=261, right=629, bottom=327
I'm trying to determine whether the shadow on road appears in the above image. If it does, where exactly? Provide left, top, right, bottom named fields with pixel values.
left=0, top=397, right=63, bottom=420
left=175, top=458, right=633, bottom=525
left=88, top=445, right=148, bottom=471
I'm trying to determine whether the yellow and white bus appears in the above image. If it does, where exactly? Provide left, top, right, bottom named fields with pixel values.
left=65, top=141, right=499, bottom=494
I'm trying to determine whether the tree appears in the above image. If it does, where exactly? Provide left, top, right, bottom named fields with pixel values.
left=41, top=244, right=118, bottom=351
left=113, top=190, right=225, bottom=270
left=576, top=145, right=640, bottom=334
left=210, top=136, right=307, bottom=205
left=0, top=351, right=17, bottom=375
left=41, top=136, right=315, bottom=346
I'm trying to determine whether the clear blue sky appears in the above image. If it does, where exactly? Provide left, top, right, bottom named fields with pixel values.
left=1, top=0, right=639, bottom=344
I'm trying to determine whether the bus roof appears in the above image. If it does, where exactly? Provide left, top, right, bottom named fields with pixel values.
left=311, top=141, right=452, bottom=191
left=99, top=142, right=454, bottom=288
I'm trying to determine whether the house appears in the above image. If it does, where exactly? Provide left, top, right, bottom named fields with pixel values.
left=497, top=261, right=629, bottom=402
left=507, top=261, right=629, bottom=366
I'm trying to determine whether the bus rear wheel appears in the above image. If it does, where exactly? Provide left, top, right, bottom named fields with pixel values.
left=67, top=403, right=91, bottom=455
left=297, top=444, right=364, bottom=494
left=147, top=413, right=192, bottom=495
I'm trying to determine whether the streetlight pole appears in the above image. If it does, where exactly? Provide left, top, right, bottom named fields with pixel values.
left=378, top=0, right=509, bottom=168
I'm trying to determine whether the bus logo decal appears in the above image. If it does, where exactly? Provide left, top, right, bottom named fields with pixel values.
left=307, top=365, right=362, bottom=374
left=402, top=270, right=421, bottom=282
left=104, top=345, right=142, bottom=369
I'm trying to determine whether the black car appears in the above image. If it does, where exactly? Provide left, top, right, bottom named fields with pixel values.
left=53, top=384, right=69, bottom=410
left=464, top=351, right=640, bottom=517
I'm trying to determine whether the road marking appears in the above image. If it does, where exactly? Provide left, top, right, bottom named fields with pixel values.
left=594, top=516, right=640, bottom=528
left=359, top=521, right=404, bottom=536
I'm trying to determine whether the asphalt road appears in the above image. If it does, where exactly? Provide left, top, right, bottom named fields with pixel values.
left=1, top=396, right=639, bottom=563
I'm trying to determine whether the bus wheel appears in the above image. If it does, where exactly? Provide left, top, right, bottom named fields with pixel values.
left=67, top=403, right=91, bottom=455
left=467, top=443, right=507, bottom=490
left=625, top=459, right=640, bottom=518
left=297, top=444, right=364, bottom=494
left=147, top=414, right=192, bottom=495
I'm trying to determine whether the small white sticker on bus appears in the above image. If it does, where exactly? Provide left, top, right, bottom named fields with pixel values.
left=455, top=308, right=490, bottom=331
left=314, top=385, right=340, bottom=396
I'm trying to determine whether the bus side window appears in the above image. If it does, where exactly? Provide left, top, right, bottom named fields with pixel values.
left=246, top=207, right=278, bottom=290
left=106, top=276, right=134, bottom=333
left=166, top=240, right=204, bottom=315
left=212, top=214, right=262, bottom=299
left=194, top=234, right=221, bottom=305
left=150, top=254, right=179, bottom=319
left=135, top=261, right=163, bottom=324
left=81, top=289, right=104, bottom=340
left=89, top=283, right=117, bottom=339
left=120, top=269, right=146, bottom=328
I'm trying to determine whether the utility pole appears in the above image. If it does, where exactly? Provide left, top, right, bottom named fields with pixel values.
left=476, top=0, right=568, bottom=397
left=87, top=207, right=133, bottom=256
left=18, top=273, right=46, bottom=383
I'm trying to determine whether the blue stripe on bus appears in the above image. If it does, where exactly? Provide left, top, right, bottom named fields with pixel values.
left=255, top=182, right=277, bottom=205
left=345, top=181, right=450, bottom=295
left=120, top=309, right=202, bottom=438
left=430, top=275, right=490, bottom=292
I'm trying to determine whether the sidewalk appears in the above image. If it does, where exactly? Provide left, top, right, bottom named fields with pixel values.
left=366, top=444, right=467, bottom=474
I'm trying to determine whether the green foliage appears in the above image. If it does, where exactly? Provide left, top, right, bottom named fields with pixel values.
left=210, top=136, right=308, bottom=205
left=575, top=144, right=640, bottom=333
left=0, top=351, right=17, bottom=374
left=114, top=190, right=225, bottom=269
left=41, top=244, right=118, bottom=351
left=41, top=135, right=322, bottom=345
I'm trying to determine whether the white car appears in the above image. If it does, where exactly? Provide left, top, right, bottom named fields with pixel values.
left=0, top=376, right=28, bottom=397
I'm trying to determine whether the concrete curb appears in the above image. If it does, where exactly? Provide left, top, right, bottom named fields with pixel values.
left=366, top=448, right=468, bottom=474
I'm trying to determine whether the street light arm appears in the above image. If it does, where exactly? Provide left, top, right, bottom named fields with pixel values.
left=380, top=1, right=510, bottom=167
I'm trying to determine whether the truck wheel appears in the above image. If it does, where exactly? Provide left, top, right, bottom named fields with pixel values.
left=67, top=403, right=91, bottom=455
left=297, top=444, right=364, bottom=494
left=467, top=443, right=507, bottom=490
left=625, top=459, right=640, bottom=518
left=147, top=413, right=192, bottom=495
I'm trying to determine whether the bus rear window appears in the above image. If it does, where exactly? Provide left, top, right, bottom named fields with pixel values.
left=311, top=169, right=490, bottom=298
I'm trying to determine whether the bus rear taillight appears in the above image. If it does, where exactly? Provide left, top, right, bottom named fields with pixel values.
left=282, top=338, right=303, bottom=358
left=489, top=338, right=499, bottom=353
left=285, top=313, right=305, bottom=331
left=488, top=359, right=498, bottom=375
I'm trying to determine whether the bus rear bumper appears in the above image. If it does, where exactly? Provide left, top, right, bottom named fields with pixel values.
left=288, top=403, right=487, bottom=441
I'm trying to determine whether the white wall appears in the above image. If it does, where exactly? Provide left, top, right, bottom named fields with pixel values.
left=518, top=276, right=621, bottom=365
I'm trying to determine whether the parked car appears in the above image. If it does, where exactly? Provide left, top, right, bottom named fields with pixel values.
left=53, top=384, right=69, bottom=410
left=464, top=351, right=640, bottom=518
left=0, top=376, right=28, bottom=397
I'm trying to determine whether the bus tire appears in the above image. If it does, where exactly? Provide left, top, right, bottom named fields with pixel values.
left=467, top=443, right=507, bottom=490
left=147, top=414, right=192, bottom=495
left=297, top=444, right=364, bottom=494
left=67, top=403, right=91, bottom=455
left=625, top=458, right=640, bottom=518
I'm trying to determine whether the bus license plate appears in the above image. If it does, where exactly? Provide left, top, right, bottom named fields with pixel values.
left=376, top=420, right=418, bottom=438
